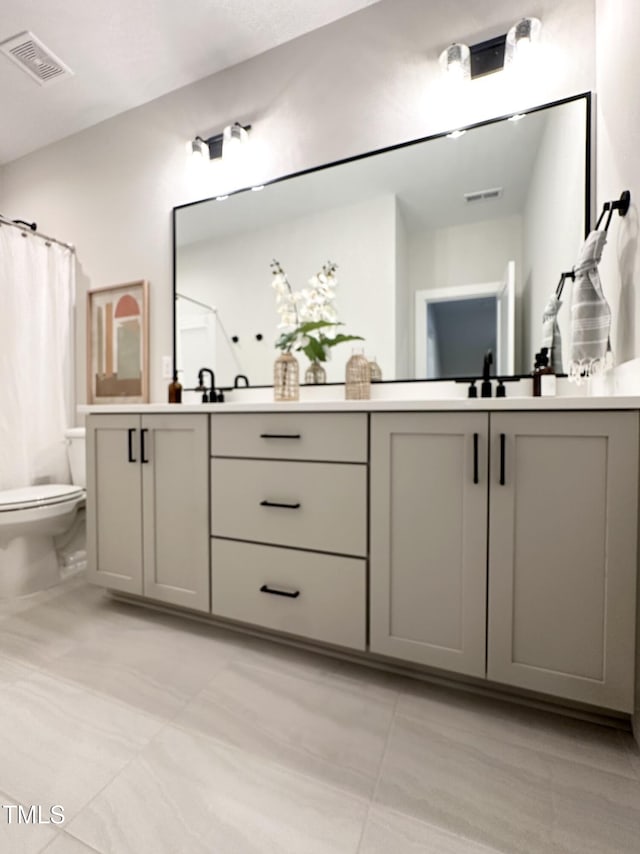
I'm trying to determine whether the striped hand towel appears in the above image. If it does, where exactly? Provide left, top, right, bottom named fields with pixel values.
left=569, top=230, right=613, bottom=382
left=541, top=293, right=563, bottom=374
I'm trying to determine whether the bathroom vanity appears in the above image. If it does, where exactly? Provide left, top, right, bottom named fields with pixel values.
left=84, top=398, right=639, bottom=716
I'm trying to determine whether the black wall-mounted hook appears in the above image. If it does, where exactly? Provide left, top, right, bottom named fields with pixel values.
left=13, top=219, right=37, bottom=231
left=555, top=269, right=576, bottom=299
left=255, top=333, right=263, bottom=341
left=231, top=335, right=239, bottom=344
left=596, top=190, right=631, bottom=232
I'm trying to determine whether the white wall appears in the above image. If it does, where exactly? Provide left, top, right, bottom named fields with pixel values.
left=177, top=194, right=397, bottom=385
left=408, top=215, right=523, bottom=369
left=521, top=100, right=586, bottom=374
left=594, top=0, right=640, bottom=749
left=395, top=205, right=410, bottom=379
left=0, top=0, right=596, bottom=403
left=595, top=0, right=640, bottom=368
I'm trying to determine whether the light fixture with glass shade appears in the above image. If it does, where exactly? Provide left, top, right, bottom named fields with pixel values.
left=439, top=16, right=542, bottom=81
left=439, top=43, right=470, bottom=82
left=189, top=122, right=251, bottom=161
left=505, top=17, right=542, bottom=66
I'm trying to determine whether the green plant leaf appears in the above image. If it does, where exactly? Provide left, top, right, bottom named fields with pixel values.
left=298, top=337, right=327, bottom=362
left=296, top=320, right=342, bottom=334
left=323, top=333, right=365, bottom=347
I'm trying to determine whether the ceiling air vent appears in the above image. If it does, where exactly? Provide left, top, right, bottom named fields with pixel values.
left=0, top=31, right=73, bottom=86
left=464, top=187, right=503, bottom=203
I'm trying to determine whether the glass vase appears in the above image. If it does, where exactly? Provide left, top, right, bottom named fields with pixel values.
left=345, top=348, right=371, bottom=400
left=274, top=352, right=299, bottom=401
left=304, top=360, right=327, bottom=384
left=368, top=357, right=383, bottom=382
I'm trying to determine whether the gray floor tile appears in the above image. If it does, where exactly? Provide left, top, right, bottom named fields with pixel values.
left=620, top=730, right=640, bottom=780
left=375, top=713, right=560, bottom=853
left=398, top=680, right=638, bottom=780
left=359, top=807, right=501, bottom=854
left=42, top=831, right=101, bottom=853
left=68, top=724, right=369, bottom=854
left=45, top=620, right=239, bottom=719
left=0, top=671, right=164, bottom=818
left=174, top=655, right=396, bottom=798
left=0, top=790, right=57, bottom=854
left=0, top=653, right=37, bottom=687
left=547, top=753, right=640, bottom=853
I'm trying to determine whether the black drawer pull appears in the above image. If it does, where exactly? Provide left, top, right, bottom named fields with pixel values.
left=473, top=433, right=479, bottom=484
left=499, top=433, right=506, bottom=485
left=260, top=584, right=300, bottom=599
left=260, top=433, right=302, bottom=440
left=141, top=428, right=149, bottom=464
left=127, top=428, right=136, bottom=463
left=260, top=500, right=301, bottom=510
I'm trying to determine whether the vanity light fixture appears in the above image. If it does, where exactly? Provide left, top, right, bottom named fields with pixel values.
left=508, top=113, right=526, bottom=122
left=446, top=129, right=467, bottom=140
left=439, top=16, right=542, bottom=81
left=215, top=195, right=229, bottom=202
left=190, top=122, right=251, bottom=161
left=251, top=185, right=265, bottom=192
left=439, top=43, right=470, bottom=82
left=505, top=17, right=542, bottom=66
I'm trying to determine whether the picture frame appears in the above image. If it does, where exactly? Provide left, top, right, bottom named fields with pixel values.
left=86, top=280, right=149, bottom=404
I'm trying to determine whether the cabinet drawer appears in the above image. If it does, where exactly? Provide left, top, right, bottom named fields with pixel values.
left=211, top=539, right=366, bottom=650
left=210, top=413, right=367, bottom=462
left=211, top=458, right=367, bottom=556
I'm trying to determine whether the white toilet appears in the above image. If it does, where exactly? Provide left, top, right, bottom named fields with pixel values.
left=0, top=428, right=86, bottom=598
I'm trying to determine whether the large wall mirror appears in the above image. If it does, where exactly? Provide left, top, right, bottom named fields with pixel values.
left=173, top=92, right=590, bottom=387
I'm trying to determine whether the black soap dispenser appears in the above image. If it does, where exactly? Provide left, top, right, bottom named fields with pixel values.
left=533, top=347, right=556, bottom=397
left=481, top=350, right=493, bottom=398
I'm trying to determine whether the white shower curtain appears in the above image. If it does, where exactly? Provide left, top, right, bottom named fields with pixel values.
left=0, top=225, right=75, bottom=490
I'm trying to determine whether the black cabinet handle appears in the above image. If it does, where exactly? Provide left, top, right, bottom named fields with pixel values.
left=473, top=433, right=479, bottom=484
left=127, top=428, right=136, bottom=463
left=259, top=433, right=301, bottom=440
left=499, top=433, right=506, bottom=485
left=259, top=500, right=301, bottom=509
left=141, top=428, right=149, bottom=464
left=260, top=584, right=300, bottom=599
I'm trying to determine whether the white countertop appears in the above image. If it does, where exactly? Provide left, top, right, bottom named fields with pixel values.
left=78, top=395, right=640, bottom=414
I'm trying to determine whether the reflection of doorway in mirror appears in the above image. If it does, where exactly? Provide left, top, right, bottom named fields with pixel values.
left=415, top=262, right=515, bottom=379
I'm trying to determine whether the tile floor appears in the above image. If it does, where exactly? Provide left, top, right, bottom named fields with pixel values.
left=0, top=574, right=639, bottom=853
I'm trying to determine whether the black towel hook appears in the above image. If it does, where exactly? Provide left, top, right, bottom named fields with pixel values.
left=595, top=190, right=631, bottom=232
left=555, top=269, right=576, bottom=299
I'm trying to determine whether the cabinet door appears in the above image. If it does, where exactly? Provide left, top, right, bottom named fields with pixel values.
left=86, top=414, right=143, bottom=594
left=370, top=413, right=488, bottom=677
left=141, top=414, right=210, bottom=612
left=488, top=411, right=638, bottom=712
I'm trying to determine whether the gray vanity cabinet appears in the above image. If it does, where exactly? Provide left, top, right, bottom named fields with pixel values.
left=371, top=409, right=639, bottom=712
left=370, top=412, right=489, bottom=678
left=209, top=412, right=368, bottom=650
left=87, top=414, right=144, bottom=595
left=487, top=410, right=638, bottom=713
left=87, top=413, right=210, bottom=611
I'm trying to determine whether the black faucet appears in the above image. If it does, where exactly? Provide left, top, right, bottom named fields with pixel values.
left=481, top=350, right=493, bottom=398
left=233, top=374, right=250, bottom=388
left=196, top=367, right=216, bottom=403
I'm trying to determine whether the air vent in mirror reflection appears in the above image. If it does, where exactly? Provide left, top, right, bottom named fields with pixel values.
left=464, top=187, right=503, bottom=203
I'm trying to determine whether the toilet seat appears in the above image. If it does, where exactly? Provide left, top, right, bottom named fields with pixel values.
left=0, top=484, right=85, bottom=512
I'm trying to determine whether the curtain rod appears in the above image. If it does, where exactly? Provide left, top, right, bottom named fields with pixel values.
left=0, top=214, right=75, bottom=252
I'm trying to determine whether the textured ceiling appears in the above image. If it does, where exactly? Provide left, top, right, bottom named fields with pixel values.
left=0, top=0, right=381, bottom=165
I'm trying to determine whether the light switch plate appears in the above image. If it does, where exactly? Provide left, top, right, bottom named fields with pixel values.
left=162, top=355, right=173, bottom=379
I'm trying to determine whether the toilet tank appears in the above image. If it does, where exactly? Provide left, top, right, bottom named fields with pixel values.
left=65, top=428, right=86, bottom=488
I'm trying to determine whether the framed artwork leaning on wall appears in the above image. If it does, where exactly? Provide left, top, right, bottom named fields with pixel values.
left=86, top=280, right=149, bottom=404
